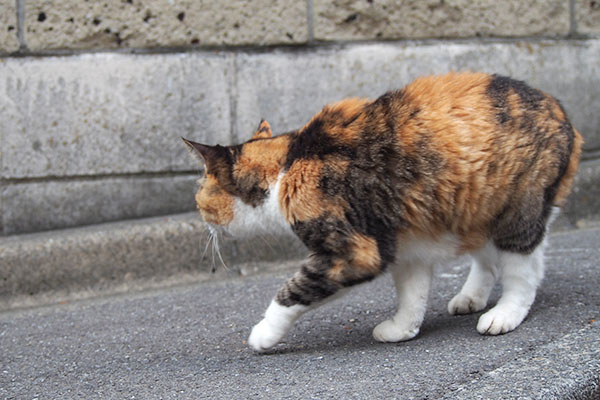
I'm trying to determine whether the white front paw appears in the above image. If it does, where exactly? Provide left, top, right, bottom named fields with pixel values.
left=372, top=319, right=419, bottom=343
left=248, top=318, right=284, bottom=352
left=477, top=306, right=527, bottom=335
left=448, top=293, right=487, bottom=315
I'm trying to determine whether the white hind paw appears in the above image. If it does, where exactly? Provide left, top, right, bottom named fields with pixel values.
left=372, top=319, right=420, bottom=343
left=448, top=293, right=487, bottom=315
left=477, top=306, right=527, bottom=335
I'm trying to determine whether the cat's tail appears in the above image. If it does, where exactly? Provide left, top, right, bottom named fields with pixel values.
left=553, top=127, right=584, bottom=207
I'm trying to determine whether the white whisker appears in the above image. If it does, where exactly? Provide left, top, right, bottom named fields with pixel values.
left=255, top=232, right=277, bottom=254
left=203, top=224, right=231, bottom=272
left=211, top=231, right=217, bottom=273
left=201, top=232, right=212, bottom=261
left=213, top=233, right=230, bottom=271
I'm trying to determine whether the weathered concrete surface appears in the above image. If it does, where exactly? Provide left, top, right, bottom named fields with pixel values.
left=0, top=52, right=232, bottom=178
left=559, top=159, right=600, bottom=229
left=0, top=226, right=598, bottom=399
left=0, top=212, right=306, bottom=311
left=23, top=0, right=307, bottom=50
left=314, top=0, right=570, bottom=41
left=1, top=175, right=198, bottom=235
left=0, top=1, right=19, bottom=53
left=575, top=0, right=600, bottom=34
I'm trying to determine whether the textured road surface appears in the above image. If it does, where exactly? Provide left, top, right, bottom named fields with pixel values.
left=1, top=227, right=599, bottom=399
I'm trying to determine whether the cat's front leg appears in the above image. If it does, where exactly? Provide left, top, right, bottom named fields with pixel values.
left=248, top=254, right=362, bottom=352
left=373, top=262, right=433, bottom=342
left=248, top=300, right=308, bottom=352
left=248, top=258, right=340, bottom=352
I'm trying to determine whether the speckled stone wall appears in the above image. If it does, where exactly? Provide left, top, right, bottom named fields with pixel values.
left=1, top=0, right=599, bottom=235
left=23, top=0, right=308, bottom=50
left=0, top=1, right=19, bottom=53
left=314, top=0, right=570, bottom=40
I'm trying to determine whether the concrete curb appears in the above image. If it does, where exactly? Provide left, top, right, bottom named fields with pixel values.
left=559, top=158, right=600, bottom=230
left=0, top=212, right=306, bottom=311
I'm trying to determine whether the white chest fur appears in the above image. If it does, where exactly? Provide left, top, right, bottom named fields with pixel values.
left=226, top=174, right=292, bottom=238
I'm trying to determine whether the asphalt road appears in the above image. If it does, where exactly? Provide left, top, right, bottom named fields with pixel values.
left=1, top=227, right=599, bottom=399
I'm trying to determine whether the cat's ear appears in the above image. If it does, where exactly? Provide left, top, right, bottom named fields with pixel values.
left=182, top=138, right=229, bottom=172
left=251, top=119, right=273, bottom=140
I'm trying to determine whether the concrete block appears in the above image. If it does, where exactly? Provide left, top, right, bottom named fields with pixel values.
left=24, top=0, right=307, bottom=51
left=314, top=0, right=570, bottom=41
left=575, top=0, right=600, bottom=34
left=0, top=182, right=3, bottom=235
left=0, top=52, right=232, bottom=179
left=235, top=40, right=600, bottom=152
left=0, top=212, right=306, bottom=310
left=0, top=1, right=19, bottom=53
left=1, top=175, right=200, bottom=235
left=559, top=159, right=600, bottom=229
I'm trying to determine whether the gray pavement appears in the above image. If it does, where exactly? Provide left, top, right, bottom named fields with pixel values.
left=1, top=227, right=599, bottom=399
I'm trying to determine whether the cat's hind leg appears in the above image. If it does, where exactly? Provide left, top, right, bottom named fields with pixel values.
left=476, top=239, right=546, bottom=335
left=448, top=242, right=498, bottom=315
left=372, top=262, right=433, bottom=343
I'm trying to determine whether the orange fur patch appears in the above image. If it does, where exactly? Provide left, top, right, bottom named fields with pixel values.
left=194, top=174, right=234, bottom=225
left=327, top=259, right=346, bottom=282
left=234, top=135, right=290, bottom=187
left=280, top=159, right=327, bottom=223
left=349, top=233, right=381, bottom=273
left=280, top=158, right=349, bottom=224
left=326, top=234, right=382, bottom=282
left=302, top=98, right=370, bottom=145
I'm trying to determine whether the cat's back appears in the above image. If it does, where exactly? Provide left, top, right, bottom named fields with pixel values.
left=280, top=72, right=581, bottom=250
left=395, top=72, right=582, bottom=245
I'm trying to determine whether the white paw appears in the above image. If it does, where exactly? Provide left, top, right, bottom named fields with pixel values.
left=476, top=306, right=527, bottom=335
left=248, top=318, right=285, bottom=352
left=372, top=319, right=419, bottom=343
left=448, top=293, right=487, bottom=315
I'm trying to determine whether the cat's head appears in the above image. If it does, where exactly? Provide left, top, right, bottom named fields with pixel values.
left=182, top=120, right=289, bottom=232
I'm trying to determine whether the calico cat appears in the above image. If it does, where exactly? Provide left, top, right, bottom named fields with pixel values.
left=183, top=72, right=582, bottom=352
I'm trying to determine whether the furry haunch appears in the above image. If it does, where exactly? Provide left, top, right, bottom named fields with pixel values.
left=183, top=72, right=582, bottom=352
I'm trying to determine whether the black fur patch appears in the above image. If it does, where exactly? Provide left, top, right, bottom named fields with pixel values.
left=275, top=255, right=341, bottom=306
left=205, top=144, right=269, bottom=207
left=492, top=200, right=547, bottom=254
left=234, top=172, right=268, bottom=207
left=541, top=118, right=575, bottom=215
left=492, top=94, right=576, bottom=254
left=292, top=217, right=351, bottom=255
left=283, top=121, right=355, bottom=169
left=487, top=75, right=545, bottom=125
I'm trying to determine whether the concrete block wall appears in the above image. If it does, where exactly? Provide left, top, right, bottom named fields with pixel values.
left=1, top=0, right=599, bottom=235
